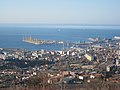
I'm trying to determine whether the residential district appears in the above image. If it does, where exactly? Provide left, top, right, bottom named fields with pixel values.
left=0, top=37, right=120, bottom=90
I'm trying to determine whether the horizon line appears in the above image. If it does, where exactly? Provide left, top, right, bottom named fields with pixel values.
left=0, top=23, right=120, bottom=26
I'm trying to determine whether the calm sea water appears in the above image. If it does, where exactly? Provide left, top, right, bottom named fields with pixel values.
left=0, top=24, right=120, bottom=50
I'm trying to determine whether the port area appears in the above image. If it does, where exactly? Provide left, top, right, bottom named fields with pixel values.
left=22, top=37, right=64, bottom=45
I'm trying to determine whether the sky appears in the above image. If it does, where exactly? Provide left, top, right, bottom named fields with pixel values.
left=0, top=0, right=120, bottom=25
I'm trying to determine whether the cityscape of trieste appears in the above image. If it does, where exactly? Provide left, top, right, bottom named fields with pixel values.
left=0, top=0, right=120, bottom=90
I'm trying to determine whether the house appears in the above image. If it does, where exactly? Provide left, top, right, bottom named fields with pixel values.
left=85, top=53, right=94, bottom=61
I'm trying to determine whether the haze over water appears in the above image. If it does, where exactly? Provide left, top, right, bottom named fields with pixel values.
left=0, top=24, right=120, bottom=50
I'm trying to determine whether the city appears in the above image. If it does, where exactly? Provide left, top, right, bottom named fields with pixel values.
left=0, top=36, right=120, bottom=90
left=0, top=0, right=120, bottom=90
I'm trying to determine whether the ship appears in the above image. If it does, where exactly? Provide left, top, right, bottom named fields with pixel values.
left=88, top=37, right=101, bottom=42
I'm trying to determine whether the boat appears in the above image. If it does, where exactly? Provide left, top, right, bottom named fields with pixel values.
left=88, top=37, right=100, bottom=42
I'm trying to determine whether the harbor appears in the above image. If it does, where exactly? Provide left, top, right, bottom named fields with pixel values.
left=23, top=36, right=64, bottom=45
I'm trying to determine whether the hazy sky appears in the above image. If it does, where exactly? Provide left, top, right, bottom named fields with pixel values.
left=0, top=0, right=120, bottom=24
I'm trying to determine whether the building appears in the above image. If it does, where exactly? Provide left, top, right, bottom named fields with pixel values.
left=106, top=65, right=115, bottom=72
left=85, top=53, right=94, bottom=61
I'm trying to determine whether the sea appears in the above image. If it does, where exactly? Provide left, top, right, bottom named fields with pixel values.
left=0, top=24, right=120, bottom=50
